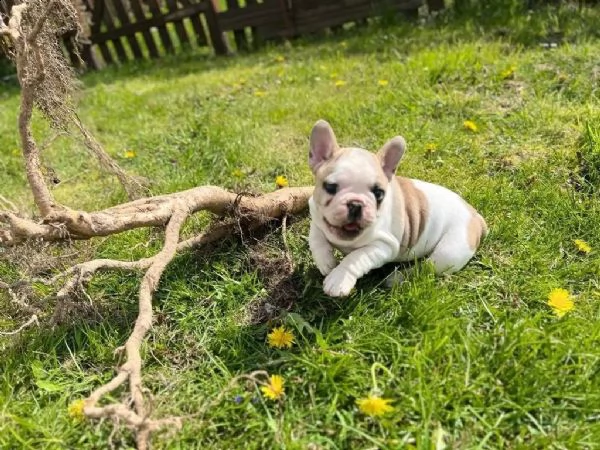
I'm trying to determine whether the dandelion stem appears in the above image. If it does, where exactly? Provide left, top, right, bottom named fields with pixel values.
left=370, top=362, right=394, bottom=392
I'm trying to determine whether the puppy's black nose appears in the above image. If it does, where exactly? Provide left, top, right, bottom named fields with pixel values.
left=347, top=201, right=362, bottom=221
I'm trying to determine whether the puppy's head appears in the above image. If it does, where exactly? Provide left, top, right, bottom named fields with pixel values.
left=309, top=120, right=406, bottom=241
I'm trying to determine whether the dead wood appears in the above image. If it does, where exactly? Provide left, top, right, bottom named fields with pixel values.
left=0, top=2, right=312, bottom=448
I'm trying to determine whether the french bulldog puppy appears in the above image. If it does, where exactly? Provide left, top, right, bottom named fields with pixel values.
left=308, top=120, right=487, bottom=297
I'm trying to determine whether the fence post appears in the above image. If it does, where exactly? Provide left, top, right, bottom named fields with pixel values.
left=226, top=0, right=249, bottom=52
left=205, top=0, right=230, bottom=55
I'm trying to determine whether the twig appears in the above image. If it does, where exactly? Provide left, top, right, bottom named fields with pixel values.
left=39, top=131, right=67, bottom=153
left=0, top=314, right=39, bottom=335
left=0, top=280, right=38, bottom=314
left=83, top=203, right=189, bottom=450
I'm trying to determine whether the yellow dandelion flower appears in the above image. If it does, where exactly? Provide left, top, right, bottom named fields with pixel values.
left=334, top=80, right=347, bottom=87
left=274, top=55, right=285, bottom=63
left=378, top=79, right=389, bottom=87
left=275, top=175, right=289, bottom=188
left=574, top=239, right=591, bottom=254
left=356, top=395, right=394, bottom=417
left=67, top=399, right=86, bottom=421
left=500, top=66, right=516, bottom=80
left=267, top=326, right=295, bottom=349
left=330, top=72, right=338, bottom=78
left=124, top=150, right=136, bottom=158
left=261, top=374, right=285, bottom=400
left=547, top=288, right=574, bottom=318
left=425, top=143, right=438, bottom=153
left=463, top=120, right=478, bottom=132
left=231, top=169, right=244, bottom=178
left=254, top=90, right=267, bottom=97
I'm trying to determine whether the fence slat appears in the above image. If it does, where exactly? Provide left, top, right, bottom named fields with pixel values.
left=146, top=0, right=175, bottom=53
left=165, top=0, right=191, bottom=47
left=218, top=2, right=283, bottom=32
left=129, top=0, right=160, bottom=58
left=89, top=0, right=114, bottom=65
left=245, top=0, right=260, bottom=46
left=91, top=2, right=212, bottom=44
left=204, top=0, right=229, bottom=55
left=102, top=0, right=129, bottom=62
left=112, top=0, right=143, bottom=58
left=179, top=0, right=208, bottom=46
left=226, top=0, right=248, bottom=52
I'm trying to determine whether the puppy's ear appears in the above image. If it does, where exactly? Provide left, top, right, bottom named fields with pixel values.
left=309, top=120, right=338, bottom=172
left=377, top=136, right=406, bottom=180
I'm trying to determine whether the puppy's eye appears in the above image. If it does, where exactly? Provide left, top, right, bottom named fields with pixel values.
left=323, top=182, right=338, bottom=195
left=372, top=186, right=385, bottom=203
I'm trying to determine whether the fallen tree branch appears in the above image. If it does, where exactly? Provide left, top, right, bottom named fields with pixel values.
left=3, top=0, right=145, bottom=214
left=83, top=202, right=188, bottom=449
left=0, top=186, right=313, bottom=245
left=0, top=1, right=314, bottom=448
left=0, top=185, right=311, bottom=448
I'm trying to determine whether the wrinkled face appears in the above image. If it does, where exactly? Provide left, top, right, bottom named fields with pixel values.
left=314, top=148, right=389, bottom=241
left=308, top=120, right=406, bottom=242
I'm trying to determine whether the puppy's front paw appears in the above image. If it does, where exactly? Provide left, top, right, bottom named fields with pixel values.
left=315, top=253, right=337, bottom=276
left=323, top=267, right=357, bottom=297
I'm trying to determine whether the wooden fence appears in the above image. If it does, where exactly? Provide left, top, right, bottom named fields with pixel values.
left=218, top=0, right=434, bottom=52
left=1, top=0, right=446, bottom=70
left=79, top=0, right=227, bottom=69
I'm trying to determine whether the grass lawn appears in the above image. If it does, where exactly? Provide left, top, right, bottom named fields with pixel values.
left=2, top=5, right=600, bottom=449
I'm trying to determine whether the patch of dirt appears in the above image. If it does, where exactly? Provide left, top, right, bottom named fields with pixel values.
left=567, top=124, right=600, bottom=195
left=238, top=239, right=302, bottom=325
left=487, top=152, right=530, bottom=175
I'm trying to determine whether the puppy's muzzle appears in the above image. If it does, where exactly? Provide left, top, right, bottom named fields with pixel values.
left=347, top=201, right=363, bottom=221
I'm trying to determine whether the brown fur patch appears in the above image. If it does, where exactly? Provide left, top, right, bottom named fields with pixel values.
left=312, top=148, right=352, bottom=206
left=372, top=153, right=390, bottom=198
left=465, top=204, right=488, bottom=250
left=396, top=177, right=429, bottom=249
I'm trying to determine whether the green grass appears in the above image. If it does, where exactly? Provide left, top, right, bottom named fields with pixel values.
left=2, top=5, right=600, bottom=449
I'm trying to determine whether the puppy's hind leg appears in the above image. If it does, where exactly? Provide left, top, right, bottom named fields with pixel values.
left=426, top=228, right=477, bottom=275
